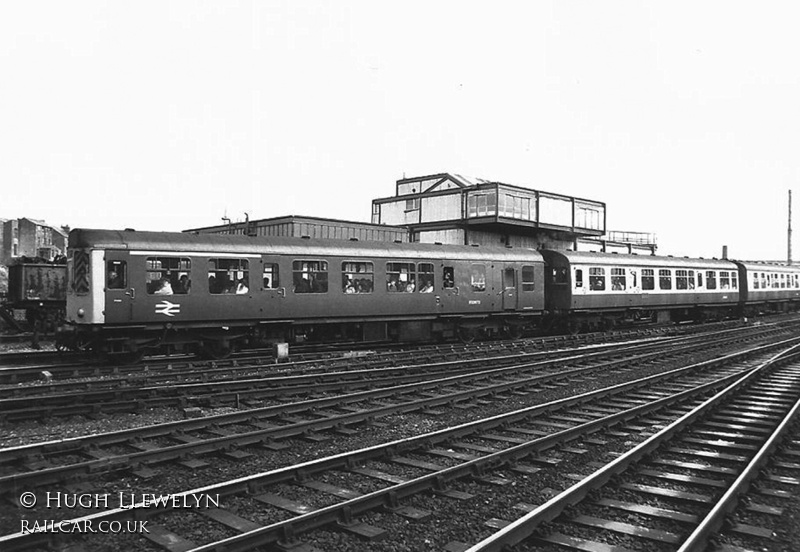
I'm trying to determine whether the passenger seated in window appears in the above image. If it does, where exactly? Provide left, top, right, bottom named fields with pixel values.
left=174, top=275, right=191, bottom=294
left=153, top=278, right=173, bottom=295
left=405, top=280, right=415, bottom=292
left=294, top=277, right=311, bottom=293
left=611, top=280, right=623, bottom=291
left=236, top=279, right=249, bottom=294
left=344, top=278, right=356, bottom=293
left=263, top=276, right=270, bottom=289
left=420, top=279, right=433, bottom=293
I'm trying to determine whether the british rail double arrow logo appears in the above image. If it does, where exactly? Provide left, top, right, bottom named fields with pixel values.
left=155, top=300, right=181, bottom=317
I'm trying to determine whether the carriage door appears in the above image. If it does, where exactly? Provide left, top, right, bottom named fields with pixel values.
left=103, top=253, right=132, bottom=323
left=261, top=258, right=285, bottom=319
left=502, top=267, right=518, bottom=310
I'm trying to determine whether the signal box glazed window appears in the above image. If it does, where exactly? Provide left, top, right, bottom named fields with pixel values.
left=342, top=261, right=374, bottom=294
left=106, top=260, right=126, bottom=290
left=470, top=264, right=487, bottom=292
left=387, top=262, right=415, bottom=292
left=147, top=257, right=191, bottom=295
left=706, top=271, right=717, bottom=290
left=208, top=258, right=248, bottom=294
left=293, top=260, right=328, bottom=294
left=522, top=265, right=535, bottom=292
left=610, top=268, right=626, bottom=291
left=641, top=269, right=655, bottom=290
left=263, top=263, right=279, bottom=290
left=589, top=267, right=605, bottom=291
left=659, top=269, right=672, bottom=290
left=417, top=263, right=434, bottom=293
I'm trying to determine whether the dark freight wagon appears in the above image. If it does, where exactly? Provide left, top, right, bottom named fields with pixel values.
left=0, top=261, right=67, bottom=332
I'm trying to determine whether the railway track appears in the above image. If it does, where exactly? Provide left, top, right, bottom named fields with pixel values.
left=462, top=343, right=800, bottom=552
left=0, top=322, right=792, bottom=421
left=2, top=330, right=780, bottom=489
left=2, top=335, right=799, bottom=551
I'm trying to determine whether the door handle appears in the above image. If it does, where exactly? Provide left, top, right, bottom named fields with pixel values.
left=125, top=288, right=136, bottom=299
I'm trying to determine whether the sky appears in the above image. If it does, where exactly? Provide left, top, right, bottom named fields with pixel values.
left=1, top=2, right=798, bottom=261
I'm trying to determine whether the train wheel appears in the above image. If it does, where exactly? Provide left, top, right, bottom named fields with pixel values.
left=457, top=326, right=478, bottom=344
left=504, top=324, right=524, bottom=339
left=202, top=340, right=233, bottom=360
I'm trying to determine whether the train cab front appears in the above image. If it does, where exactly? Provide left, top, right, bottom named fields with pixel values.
left=59, top=243, right=107, bottom=352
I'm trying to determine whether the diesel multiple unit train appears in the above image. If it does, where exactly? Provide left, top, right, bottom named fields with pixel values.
left=55, top=228, right=800, bottom=360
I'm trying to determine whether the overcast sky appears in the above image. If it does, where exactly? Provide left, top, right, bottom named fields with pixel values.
left=2, top=2, right=798, bottom=261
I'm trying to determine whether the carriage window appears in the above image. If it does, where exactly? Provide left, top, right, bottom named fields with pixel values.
left=550, top=267, right=568, bottom=285
left=574, top=268, right=583, bottom=288
left=589, top=267, right=605, bottom=291
left=753, top=272, right=760, bottom=289
left=147, top=257, right=191, bottom=295
left=293, top=260, right=328, bottom=294
left=642, top=268, right=654, bottom=290
left=417, top=263, right=435, bottom=293
left=263, top=263, right=279, bottom=290
left=697, top=272, right=703, bottom=288
left=731, top=271, right=738, bottom=289
left=675, top=270, right=688, bottom=290
left=443, top=266, right=455, bottom=289
left=706, top=271, right=717, bottom=290
left=106, top=261, right=126, bottom=290
left=720, top=271, right=731, bottom=289
left=471, top=264, right=486, bottom=292
left=387, top=262, right=415, bottom=292
left=781, top=273, right=787, bottom=289
left=611, top=268, right=626, bottom=291
left=659, top=269, right=672, bottom=290
left=772, top=273, right=779, bottom=289
left=342, top=261, right=374, bottom=294
left=522, top=265, right=535, bottom=292
left=688, top=270, right=695, bottom=289
left=208, top=258, right=248, bottom=295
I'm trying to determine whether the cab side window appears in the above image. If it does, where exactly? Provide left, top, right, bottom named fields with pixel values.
left=106, top=261, right=126, bottom=290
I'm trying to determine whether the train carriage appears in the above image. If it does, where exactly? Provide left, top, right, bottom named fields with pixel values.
left=540, top=250, right=741, bottom=330
left=60, top=229, right=546, bottom=358
left=735, top=261, right=800, bottom=314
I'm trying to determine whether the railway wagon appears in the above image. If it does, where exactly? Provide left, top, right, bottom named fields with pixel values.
left=0, top=261, right=67, bottom=332
left=736, top=261, right=800, bottom=315
left=540, top=250, right=741, bottom=331
left=59, top=229, right=545, bottom=358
